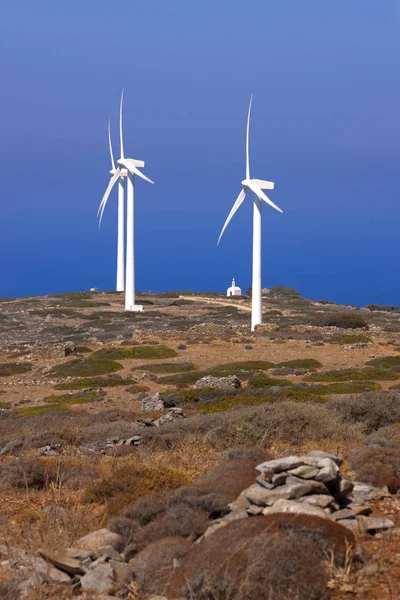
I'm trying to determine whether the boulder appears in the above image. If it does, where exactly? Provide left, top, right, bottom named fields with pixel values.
left=244, top=480, right=315, bottom=506
left=80, top=564, right=114, bottom=594
left=256, top=456, right=306, bottom=474
left=142, top=393, right=164, bottom=412
left=154, top=407, right=186, bottom=427
left=38, top=549, right=86, bottom=576
left=195, top=375, right=241, bottom=390
left=263, top=499, right=328, bottom=519
left=76, top=529, right=122, bottom=555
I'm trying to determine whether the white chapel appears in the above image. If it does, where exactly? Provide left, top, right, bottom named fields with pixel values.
left=227, top=278, right=242, bottom=297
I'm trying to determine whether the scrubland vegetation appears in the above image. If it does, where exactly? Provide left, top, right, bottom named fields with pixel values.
left=0, top=288, right=399, bottom=598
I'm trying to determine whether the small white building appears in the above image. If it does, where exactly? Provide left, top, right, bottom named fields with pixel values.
left=227, top=278, right=242, bottom=297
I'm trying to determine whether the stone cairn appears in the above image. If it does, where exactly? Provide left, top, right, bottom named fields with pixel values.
left=205, top=450, right=395, bottom=538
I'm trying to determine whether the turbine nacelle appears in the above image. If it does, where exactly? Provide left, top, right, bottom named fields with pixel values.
left=116, top=158, right=145, bottom=169
left=110, top=168, right=128, bottom=177
left=241, top=178, right=275, bottom=191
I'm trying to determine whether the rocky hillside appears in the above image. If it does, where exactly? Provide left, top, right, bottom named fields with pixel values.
left=0, top=288, right=400, bottom=598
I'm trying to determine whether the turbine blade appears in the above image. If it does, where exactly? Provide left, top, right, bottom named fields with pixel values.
left=119, top=88, right=124, bottom=159
left=119, top=159, right=154, bottom=184
left=252, top=178, right=274, bottom=191
left=248, top=182, right=283, bottom=214
left=108, top=120, right=116, bottom=171
left=217, top=188, right=247, bottom=245
left=98, top=169, right=121, bottom=227
left=246, top=95, right=253, bottom=180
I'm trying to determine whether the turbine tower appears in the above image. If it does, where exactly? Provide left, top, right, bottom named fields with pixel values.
left=217, top=96, right=283, bottom=331
left=99, top=90, right=127, bottom=292
left=98, top=90, right=154, bottom=311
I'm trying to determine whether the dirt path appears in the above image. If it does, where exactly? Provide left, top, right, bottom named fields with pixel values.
left=180, top=295, right=252, bottom=313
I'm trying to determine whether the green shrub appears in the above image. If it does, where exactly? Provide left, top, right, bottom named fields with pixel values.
left=211, top=361, right=276, bottom=375
left=269, top=286, right=301, bottom=298
left=365, top=356, right=400, bottom=369
left=17, top=404, right=66, bottom=417
left=247, top=374, right=293, bottom=389
left=49, top=292, right=93, bottom=300
left=329, top=334, right=372, bottom=344
left=0, top=362, right=32, bottom=377
left=158, top=371, right=207, bottom=385
left=306, top=368, right=398, bottom=382
left=55, top=375, right=134, bottom=390
left=317, top=381, right=381, bottom=394
left=366, top=304, right=399, bottom=313
left=278, top=359, right=322, bottom=369
left=317, top=312, right=369, bottom=329
left=92, top=345, right=178, bottom=360
left=43, top=390, right=104, bottom=405
left=49, top=357, right=122, bottom=378
left=132, top=362, right=197, bottom=374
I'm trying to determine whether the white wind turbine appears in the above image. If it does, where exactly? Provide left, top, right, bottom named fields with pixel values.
left=98, top=90, right=154, bottom=311
left=217, top=96, right=283, bottom=331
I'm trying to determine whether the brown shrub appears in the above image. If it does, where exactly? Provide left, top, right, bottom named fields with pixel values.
left=82, top=463, right=190, bottom=516
left=168, top=486, right=229, bottom=519
left=131, top=536, right=193, bottom=595
left=62, top=466, right=100, bottom=490
left=109, top=516, right=139, bottom=540
left=0, top=459, right=48, bottom=490
left=351, top=446, right=400, bottom=493
left=328, top=392, right=400, bottom=433
left=168, top=514, right=353, bottom=599
left=195, top=458, right=261, bottom=501
left=125, top=505, right=210, bottom=559
left=124, top=495, right=167, bottom=526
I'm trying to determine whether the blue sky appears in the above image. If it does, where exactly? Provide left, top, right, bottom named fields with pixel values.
left=0, top=1, right=399, bottom=305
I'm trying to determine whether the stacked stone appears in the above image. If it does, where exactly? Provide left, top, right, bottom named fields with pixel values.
left=228, top=451, right=395, bottom=534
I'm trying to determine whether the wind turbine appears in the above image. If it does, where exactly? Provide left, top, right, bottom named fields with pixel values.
left=217, top=96, right=283, bottom=331
left=98, top=90, right=154, bottom=311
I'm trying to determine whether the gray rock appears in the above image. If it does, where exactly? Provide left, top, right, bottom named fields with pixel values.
left=263, top=499, right=328, bottom=518
left=142, top=392, right=164, bottom=412
left=312, top=458, right=340, bottom=484
left=195, top=375, right=241, bottom=390
left=357, top=516, right=395, bottom=533
left=285, top=475, right=328, bottom=495
left=331, top=508, right=356, bottom=521
left=154, top=407, right=186, bottom=427
left=76, top=529, right=122, bottom=555
left=255, top=475, right=274, bottom=490
left=80, top=564, right=114, bottom=594
left=339, top=519, right=360, bottom=532
left=228, top=496, right=251, bottom=511
left=297, top=494, right=335, bottom=509
left=256, top=456, right=306, bottom=474
left=288, top=465, right=320, bottom=480
left=306, top=450, right=342, bottom=465
left=99, top=545, right=123, bottom=562
left=31, top=557, right=71, bottom=583
left=244, top=480, right=315, bottom=506
left=247, top=505, right=264, bottom=515
left=38, top=549, right=86, bottom=576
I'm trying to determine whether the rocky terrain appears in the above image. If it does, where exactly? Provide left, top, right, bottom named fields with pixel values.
left=1, top=287, right=400, bottom=599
